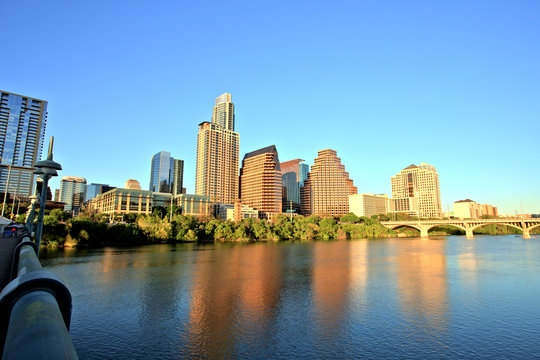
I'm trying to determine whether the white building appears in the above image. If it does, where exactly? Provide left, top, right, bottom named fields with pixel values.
left=349, top=194, right=390, bottom=217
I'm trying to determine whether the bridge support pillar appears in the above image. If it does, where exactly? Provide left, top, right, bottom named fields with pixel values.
left=420, top=227, right=429, bottom=238
left=523, top=229, right=531, bottom=239
left=466, top=228, right=474, bottom=239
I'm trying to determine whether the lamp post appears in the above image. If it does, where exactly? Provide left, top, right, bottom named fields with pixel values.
left=33, top=137, right=62, bottom=254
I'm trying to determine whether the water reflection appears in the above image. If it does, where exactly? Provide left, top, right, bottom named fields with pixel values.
left=394, top=239, right=449, bottom=335
left=40, top=236, right=540, bottom=359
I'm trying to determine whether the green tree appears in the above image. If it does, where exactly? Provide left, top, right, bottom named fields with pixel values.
left=340, top=213, right=360, bottom=223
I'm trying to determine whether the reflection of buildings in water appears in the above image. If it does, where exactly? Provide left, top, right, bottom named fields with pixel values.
left=347, top=240, right=368, bottom=311
left=312, top=241, right=350, bottom=343
left=185, top=244, right=283, bottom=358
left=457, top=241, right=479, bottom=287
left=395, top=240, right=449, bottom=333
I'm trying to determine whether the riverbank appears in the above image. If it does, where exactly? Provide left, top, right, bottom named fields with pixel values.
left=40, top=212, right=537, bottom=248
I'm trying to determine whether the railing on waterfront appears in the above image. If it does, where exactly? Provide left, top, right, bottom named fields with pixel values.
left=0, top=229, right=78, bottom=359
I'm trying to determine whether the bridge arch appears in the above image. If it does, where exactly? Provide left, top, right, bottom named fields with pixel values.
left=470, top=222, right=523, bottom=234
left=528, top=223, right=540, bottom=232
left=387, top=224, right=422, bottom=233
left=425, top=223, right=467, bottom=233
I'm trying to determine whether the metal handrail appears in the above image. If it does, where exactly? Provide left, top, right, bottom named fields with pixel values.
left=0, top=230, right=78, bottom=359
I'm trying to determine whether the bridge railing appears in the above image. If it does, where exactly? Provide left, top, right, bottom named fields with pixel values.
left=0, top=229, right=78, bottom=359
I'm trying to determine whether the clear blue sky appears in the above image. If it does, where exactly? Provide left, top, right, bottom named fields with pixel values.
left=2, top=0, right=539, bottom=214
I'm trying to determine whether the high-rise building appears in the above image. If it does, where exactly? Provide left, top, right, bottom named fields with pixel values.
left=0, top=91, right=47, bottom=197
left=149, top=151, right=184, bottom=195
left=85, top=183, right=115, bottom=202
left=391, top=163, right=442, bottom=218
left=59, top=176, right=87, bottom=215
left=349, top=193, right=390, bottom=217
left=212, top=93, right=235, bottom=131
left=125, top=179, right=142, bottom=190
left=300, top=149, right=357, bottom=216
left=195, top=93, right=239, bottom=204
left=280, top=159, right=309, bottom=213
left=239, top=145, right=282, bottom=215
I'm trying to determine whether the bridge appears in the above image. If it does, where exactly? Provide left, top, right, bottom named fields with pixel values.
left=380, top=219, right=540, bottom=239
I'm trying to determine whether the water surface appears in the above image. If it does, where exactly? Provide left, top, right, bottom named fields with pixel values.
left=41, top=235, right=540, bottom=359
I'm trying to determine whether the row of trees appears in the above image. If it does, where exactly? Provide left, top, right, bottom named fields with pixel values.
left=36, top=208, right=539, bottom=248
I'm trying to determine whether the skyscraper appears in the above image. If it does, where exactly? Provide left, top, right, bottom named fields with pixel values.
left=212, top=93, right=235, bottom=131
left=59, top=176, right=87, bottom=215
left=149, top=151, right=184, bottom=195
left=391, top=163, right=442, bottom=218
left=301, top=149, right=357, bottom=216
left=0, top=91, right=47, bottom=197
left=239, top=145, right=282, bottom=215
left=195, top=93, right=239, bottom=204
left=280, top=159, right=309, bottom=213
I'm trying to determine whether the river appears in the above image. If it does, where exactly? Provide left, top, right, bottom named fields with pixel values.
left=40, top=235, right=540, bottom=359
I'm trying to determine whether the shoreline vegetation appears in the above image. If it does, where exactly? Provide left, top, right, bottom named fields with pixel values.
left=37, top=208, right=539, bottom=248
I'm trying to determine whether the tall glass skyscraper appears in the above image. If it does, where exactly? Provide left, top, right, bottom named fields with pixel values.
left=149, top=151, right=184, bottom=195
left=195, top=93, right=239, bottom=204
left=59, top=176, right=87, bottom=215
left=0, top=91, right=47, bottom=197
left=280, top=159, right=309, bottom=213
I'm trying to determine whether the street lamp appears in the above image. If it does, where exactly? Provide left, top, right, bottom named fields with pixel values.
left=33, top=137, right=62, bottom=254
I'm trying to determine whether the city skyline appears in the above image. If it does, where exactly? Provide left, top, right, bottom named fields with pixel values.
left=1, top=1, right=539, bottom=214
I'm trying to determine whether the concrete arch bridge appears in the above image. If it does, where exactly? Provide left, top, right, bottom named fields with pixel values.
left=380, top=219, right=540, bottom=239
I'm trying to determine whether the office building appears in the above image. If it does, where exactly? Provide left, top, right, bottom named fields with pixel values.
left=239, top=145, right=282, bottom=214
left=454, top=199, right=498, bottom=219
left=301, top=149, right=357, bottom=216
left=391, top=163, right=442, bottom=218
left=281, top=159, right=309, bottom=213
left=195, top=93, right=239, bottom=204
left=59, top=176, right=87, bottom=215
left=0, top=91, right=47, bottom=197
left=214, top=202, right=258, bottom=221
left=85, top=183, right=115, bottom=202
left=149, top=151, right=184, bottom=195
left=88, top=189, right=212, bottom=218
left=349, top=193, right=390, bottom=217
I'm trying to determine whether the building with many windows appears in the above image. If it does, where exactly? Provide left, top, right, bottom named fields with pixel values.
left=149, top=151, right=184, bottom=195
left=453, top=199, right=498, bottom=219
left=195, top=93, right=239, bottom=204
left=239, top=145, right=282, bottom=215
left=59, top=176, right=87, bottom=215
left=85, top=183, right=115, bottom=202
left=88, top=189, right=212, bottom=218
left=301, top=149, right=357, bottom=217
left=280, top=159, right=309, bottom=213
left=391, top=163, right=442, bottom=218
left=349, top=193, right=390, bottom=217
left=0, top=91, right=48, bottom=197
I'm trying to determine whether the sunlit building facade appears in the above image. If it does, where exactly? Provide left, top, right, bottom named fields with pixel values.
left=195, top=93, right=239, bottom=204
left=453, top=199, right=498, bottom=219
left=281, top=159, right=309, bottom=213
left=149, top=151, right=184, bottom=195
left=301, top=149, right=357, bottom=216
left=59, top=176, right=87, bottom=215
left=349, top=193, right=390, bottom=217
left=391, top=163, right=442, bottom=218
left=239, top=145, right=282, bottom=214
left=0, top=91, right=48, bottom=197
left=88, top=189, right=212, bottom=218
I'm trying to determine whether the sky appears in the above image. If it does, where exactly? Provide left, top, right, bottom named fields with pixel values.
left=2, top=0, right=539, bottom=215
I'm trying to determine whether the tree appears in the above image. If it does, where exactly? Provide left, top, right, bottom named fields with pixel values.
left=340, top=213, right=360, bottom=223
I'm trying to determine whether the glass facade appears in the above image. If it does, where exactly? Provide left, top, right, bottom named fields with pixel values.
left=280, top=159, right=310, bottom=213
left=59, top=177, right=87, bottom=215
left=0, top=91, right=47, bottom=197
left=149, top=151, right=184, bottom=195
left=85, top=183, right=115, bottom=202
